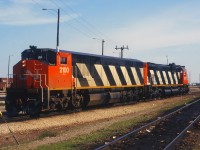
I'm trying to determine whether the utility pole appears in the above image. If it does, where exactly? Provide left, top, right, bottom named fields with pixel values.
left=57, top=8, right=60, bottom=52
left=166, top=55, right=168, bottom=65
left=101, top=39, right=105, bottom=56
left=42, top=8, right=60, bottom=52
left=93, top=38, right=105, bottom=56
left=7, top=55, right=13, bottom=88
left=115, top=45, right=129, bottom=58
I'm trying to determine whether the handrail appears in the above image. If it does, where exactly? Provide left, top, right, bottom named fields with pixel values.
left=8, top=74, right=49, bottom=108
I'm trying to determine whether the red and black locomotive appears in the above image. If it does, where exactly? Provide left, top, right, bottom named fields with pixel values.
left=5, top=46, right=189, bottom=116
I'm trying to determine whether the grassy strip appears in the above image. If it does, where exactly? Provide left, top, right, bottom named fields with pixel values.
left=36, top=96, right=198, bottom=150
left=38, top=131, right=57, bottom=140
left=36, top=116, right=151, bottom=150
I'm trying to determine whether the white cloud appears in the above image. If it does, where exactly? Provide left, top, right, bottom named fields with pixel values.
left=110, top=2, right=200, bottom=52
left=0, top=0, right=79, bottom=26
left=11, top=0, right=53, bottom=5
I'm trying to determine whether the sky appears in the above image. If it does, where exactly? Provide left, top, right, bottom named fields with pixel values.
left=0, top=0, right=200, bottom=83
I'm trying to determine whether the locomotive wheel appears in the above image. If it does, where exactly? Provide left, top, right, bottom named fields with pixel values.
left=120, top=95, right=127, bottom=103
left=6, top=106, right=19, bottom=117
left=81, top=95, right=90, bottom=109
left=69, top=95, right=82, bottom=109
left=71, top=99, right=81, bottom=108
left=26, top=100, right=41, bottom=117
left=50, top=101, right=56, bottom=110
left=62, top=100, right=69, bottom=110
left=55, top=102, right=63, bottom=112
left=6, top=99, right=22, bottom=117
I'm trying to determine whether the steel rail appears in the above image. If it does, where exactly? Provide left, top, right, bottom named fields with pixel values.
left=95, top=99, right=200, bottom=150
left=164, top=114, right=200, bottom=150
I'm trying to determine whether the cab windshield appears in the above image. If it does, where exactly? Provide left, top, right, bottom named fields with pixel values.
left=21, top=47, right=56, bottom=65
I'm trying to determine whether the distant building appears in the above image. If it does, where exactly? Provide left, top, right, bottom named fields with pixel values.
left=0, top=78, right=13, bottom=91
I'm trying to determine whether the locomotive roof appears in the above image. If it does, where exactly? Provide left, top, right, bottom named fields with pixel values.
left=23, top=48, right=143, bottom=63
left=22, top=47, right=185, bottom=68
left=61, top=49, right=143, bottom=63
left=147, top=62, right=185, bottom=68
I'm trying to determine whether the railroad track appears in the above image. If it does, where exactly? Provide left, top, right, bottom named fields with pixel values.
left=0, top=93, right=197, bottom=124
left=0, top=94, right=190, bottom=124
left=0, top=96, right=164, bottom=124
left=1, top=89, right=199, bottom=124
left=0, top=109, right=81, bottom=124
left=95, top=99, right=200, bottom=150
left=0, top=100, right=125, bottom=124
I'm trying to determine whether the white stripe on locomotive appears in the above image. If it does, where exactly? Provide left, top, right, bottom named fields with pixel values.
left=140, top=68, right=144, bottom=78
left=76, top=63, right=96, bottom=86
left=177, top=72, right=181, bottom=80
left=109, top=65, right=122, bottom=86
left=130, top=67, right=141, bottom=85
left=168, top=71, right=174, bottom=84
left=120, top=66, right=132, bottom=85
left=147, top=76, right=151, bottom=85
left=156, top=70, right=163, bottom=84
left=174, top=72, right=178, bottom=84
left=94, top=64, right=110, bottom=86
left=162, top=71, right=169, bottom=84
left=150, top=70, right=157, bottom=85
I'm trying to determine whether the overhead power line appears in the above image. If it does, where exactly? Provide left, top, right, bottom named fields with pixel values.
left=32, top=0, right=92, bottom=38
left=50, top=0, right=103, bottom=39
left=56, top=0, right=118, bottom=44
left=57, top=0, right=104, bottom=38
left=32, top=0, right=119, bottom=49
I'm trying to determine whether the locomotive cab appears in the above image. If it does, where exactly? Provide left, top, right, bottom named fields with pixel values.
left=6, top=46, right=73, bottom=116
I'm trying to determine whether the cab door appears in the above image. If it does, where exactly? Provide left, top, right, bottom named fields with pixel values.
left=48, top=52, right=72, bottom=89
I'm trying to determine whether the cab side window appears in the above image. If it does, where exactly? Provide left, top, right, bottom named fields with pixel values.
left=61, top=57, right=67, bottom=64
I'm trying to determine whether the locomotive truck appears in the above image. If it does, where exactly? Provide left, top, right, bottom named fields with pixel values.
left=5, top=46, right=189, bottom=117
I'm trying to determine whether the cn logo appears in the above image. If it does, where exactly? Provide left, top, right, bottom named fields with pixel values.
left=19, top=70, right=39, bottom=80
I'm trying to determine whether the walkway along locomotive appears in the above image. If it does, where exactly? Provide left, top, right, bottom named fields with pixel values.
left=5, top=46, right=189, bottom=116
